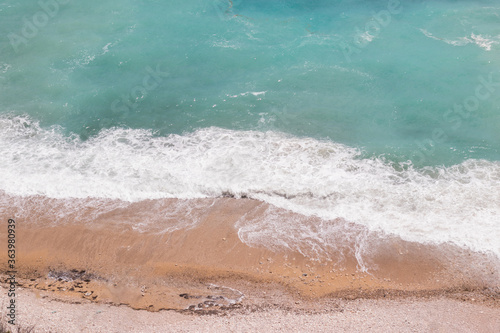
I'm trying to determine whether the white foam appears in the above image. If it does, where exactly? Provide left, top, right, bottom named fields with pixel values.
left=235, top=204, right=376, bottom=271
left=0, top=63, right=10, bottom=74
left=470, top=33, right=498, bottom=51
left=228, top=91, right=267, bottom=98
left=102, top=42, right=113, bottom=55
left=420, top=29, right=499, bottom=51
left=0, top=191, right=215, bottom=234
left=1, top=115, right=499, bottom=256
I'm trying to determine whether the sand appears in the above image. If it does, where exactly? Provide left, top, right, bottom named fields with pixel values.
left=1, top=286, right=499, bottom=333
left=1, top=193, right=499, bottom=331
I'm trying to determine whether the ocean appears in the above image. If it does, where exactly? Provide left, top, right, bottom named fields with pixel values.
left=0, top=0, right=499, bottom=263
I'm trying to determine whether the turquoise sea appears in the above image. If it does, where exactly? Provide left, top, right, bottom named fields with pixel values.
left=0, top=0, right=499, bottom=258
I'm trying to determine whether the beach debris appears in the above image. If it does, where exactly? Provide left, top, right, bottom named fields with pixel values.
left=47, top=269, right=100, bottom=283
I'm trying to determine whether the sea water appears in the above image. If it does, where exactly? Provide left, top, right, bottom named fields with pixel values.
left=0, top=0, right=499, bottom=258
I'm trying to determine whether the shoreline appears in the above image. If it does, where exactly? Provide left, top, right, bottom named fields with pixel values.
left=1, top=194, right=499, bottom=330
left=1, top=195, right=499, bottom=308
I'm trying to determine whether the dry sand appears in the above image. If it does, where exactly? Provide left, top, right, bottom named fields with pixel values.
left=1, top=286, right=499, bottom=333
left=1, top=194, right=499, bottom=332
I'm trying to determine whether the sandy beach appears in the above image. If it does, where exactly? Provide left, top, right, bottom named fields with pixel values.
left=1, top=286, right=499, bottom=332
left=1, top=193, right=499, bottom=331
left=2, top=1, right=500, bottom=332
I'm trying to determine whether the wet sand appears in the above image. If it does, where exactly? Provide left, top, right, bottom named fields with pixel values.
left=0, top=194, right=499, bottom=331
